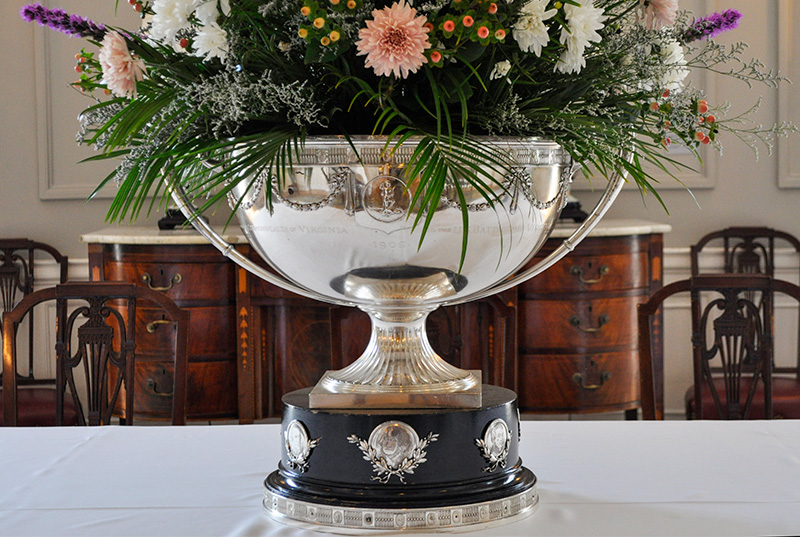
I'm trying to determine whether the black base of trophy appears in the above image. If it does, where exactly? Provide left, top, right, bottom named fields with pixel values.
left=263, top=385, right=537, bottom=532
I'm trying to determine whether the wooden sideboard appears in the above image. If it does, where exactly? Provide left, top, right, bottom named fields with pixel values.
left=83, top=219, right=669, bottom=422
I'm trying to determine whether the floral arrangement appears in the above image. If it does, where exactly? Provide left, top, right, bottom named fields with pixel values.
left=20, top=0, right=794, bottom=233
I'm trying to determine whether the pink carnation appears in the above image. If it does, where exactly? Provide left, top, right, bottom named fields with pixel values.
left=98, top=31, right=146, bottom=98
left=641, top=0, right=679, bottom=30
left=356, top=1, right=430, bottom=79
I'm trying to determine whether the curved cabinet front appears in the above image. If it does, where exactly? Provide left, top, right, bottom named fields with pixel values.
left=89, top=243, right=238, bottom=421
left=517, top=234, right=664, bottom=414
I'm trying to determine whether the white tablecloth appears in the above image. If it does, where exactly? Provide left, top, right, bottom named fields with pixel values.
left=1, top=421, right=799, bottom=536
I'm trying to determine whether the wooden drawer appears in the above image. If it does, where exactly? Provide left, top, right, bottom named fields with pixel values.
left=135, top=305, right=236, bottom=356
left=105, top=261, right=233, bottom=302
left=125, top=360, right=238, bottom=420
left=521, top=252, right=649, bottom=294
left=518, top=351, right=639, bottom=412
left=519, top=295, right=641, bottom=351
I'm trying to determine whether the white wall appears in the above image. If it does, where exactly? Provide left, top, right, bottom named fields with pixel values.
left=2, top=1, right=799, bottom=418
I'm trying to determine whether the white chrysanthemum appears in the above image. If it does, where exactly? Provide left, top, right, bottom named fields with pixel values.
left=490, top=60, right=512, bottom=81
left=195, top=0, right=231, bottom=25
left=659, top=38, right=688, bottom=91
left=513, top=0, right=557, bottom=56
left=556, top=2, right=606, bottom=74
left=194, top=21, right=228, bottom=61
left=556, top=46, right=586, bottom=75
left=150, top=0, right=199, bottom=44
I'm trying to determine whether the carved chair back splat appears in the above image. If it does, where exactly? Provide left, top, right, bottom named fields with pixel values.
left=0, top=239, right=68, bottom=384
left=638, top=274, right=800, bottom=420
left=2, top=282, right=188, bottom=426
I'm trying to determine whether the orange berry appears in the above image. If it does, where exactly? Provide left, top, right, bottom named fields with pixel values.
left=179, top=38, right=189, bottom=48
left=347, top=0, right=356, bottom=8
left=443, top=20, right=455, bottom=32
left=74, top=65, right=83, bottom=73
left=321, top=36, right=331, bottom=45
left=301, top=6, right=311, bottom=15
left=477, top=26, right=489, bottom=39
left=329, top=30, right=340, bottom=42
left=430, top=50, right=442, bottom=63
left=662, top=89, right=670, bottom=98
left=298, top=28, right=308, bottom=38
left=495, top=28, right=506, bottom=39
left=695, top=131, right=705, bottom=141
left=313, top=17, right=325, bottom=28
left=488, top=2, right=498, bottom=14
left=698, top=100, right=708, bottom=114
left=705, top=115, right=716, bottom=125
left=462, top=15, right=474, bottom=27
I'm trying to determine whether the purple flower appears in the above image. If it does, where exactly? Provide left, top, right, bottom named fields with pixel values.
left=683, top=9, right=742, bottom=43
left=20, top=3, right=106, bottom=41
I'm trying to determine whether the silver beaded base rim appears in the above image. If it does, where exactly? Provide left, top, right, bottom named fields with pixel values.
left=263, top=483, right=538, bottom=534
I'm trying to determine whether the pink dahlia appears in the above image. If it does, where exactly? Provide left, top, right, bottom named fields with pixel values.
left=98, top=31, right=146, bottom=98
left=640, top=0, right=679, bottom=30
left=356, top=1, right=430, bottom=79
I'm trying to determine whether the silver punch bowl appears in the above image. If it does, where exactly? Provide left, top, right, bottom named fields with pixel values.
left=172, top=137, right=624, bottom=532
left=175, top=136, right=622, bottom=407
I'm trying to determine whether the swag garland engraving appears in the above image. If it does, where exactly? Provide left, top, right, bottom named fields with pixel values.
left=348, top=421, right=438, bottom=484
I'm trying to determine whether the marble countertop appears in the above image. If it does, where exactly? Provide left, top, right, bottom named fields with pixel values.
left=81, top=226, right=250, bottom=245
left=81, top=218, right=671, bottom=245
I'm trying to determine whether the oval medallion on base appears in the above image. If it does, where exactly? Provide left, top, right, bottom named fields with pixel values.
left=263, top=385, right=538, bottom=533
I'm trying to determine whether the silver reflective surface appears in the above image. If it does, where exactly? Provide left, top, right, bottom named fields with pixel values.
left=231, top=137, right=571, bottom=308
left=226, top=137, right=571, bottom=405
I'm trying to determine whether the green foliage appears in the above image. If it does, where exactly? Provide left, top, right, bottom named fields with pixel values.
left=54, top=0, right=794, bottom=258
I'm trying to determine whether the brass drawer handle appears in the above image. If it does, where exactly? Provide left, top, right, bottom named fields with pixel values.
left=146, top=319, right=173, bottom=333
left=569, top=313, right=609, bottom=333
left=145, top=376, right=173, bottom=397
left=572, top=371, right=611, bottom=390
left=569, top=264, right=610, bottom=285
left=141, top=272, right=182, bottom=292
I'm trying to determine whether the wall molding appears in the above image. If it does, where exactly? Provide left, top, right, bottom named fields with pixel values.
left=778, top=0, right=800, bottom=188
left=33, top=2, right=127, bottom=200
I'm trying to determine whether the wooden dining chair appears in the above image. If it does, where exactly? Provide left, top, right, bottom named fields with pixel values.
left=2, top=281, right=189, bottom=426
left=690, top=227, right=800, bottom=277
left=0, top=239, right=74, bottom=425
left=637, top=274, right=800, bottom=420
left=687, top=227, right=800, bottom=419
